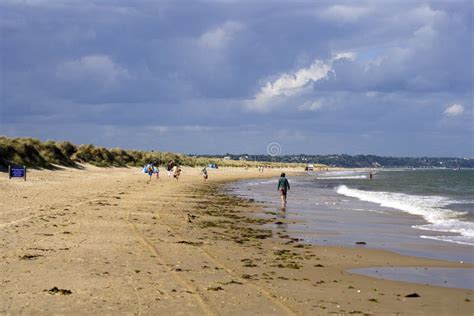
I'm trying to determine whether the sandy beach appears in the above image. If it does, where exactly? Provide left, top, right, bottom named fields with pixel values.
left=1, top=166, right=472, bottom=315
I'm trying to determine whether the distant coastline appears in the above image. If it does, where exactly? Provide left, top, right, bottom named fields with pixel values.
left=192, top=153, right=474, bottom=169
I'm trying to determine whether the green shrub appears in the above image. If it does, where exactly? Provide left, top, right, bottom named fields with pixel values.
left=0, top=136, right=303, bottom=171
left=57, top=141, right=77, bottom=157
left=38, top=141, right=75, bottom=166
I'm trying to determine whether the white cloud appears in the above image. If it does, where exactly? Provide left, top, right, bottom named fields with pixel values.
left=248, top=54, right=355, bottom=112
left=1, top=0, right=56, bottom=6
left=319, top=5, right=373, bottom=22
left=366, top=91, right=378, bottom=98
left=197, top=21, right=243, bottom=50
left=298, top=100, right=323, bottom=112
left=57, top=54, right=129, bottom=85
left=412, top=4, right=445, bottom=22
left=148, top=125, right=216, bottom=133
left=332, top=52, right=357, bottom=61
left=248, top=60, right=331, bottom=112
left=149, top=126, right=170, bottom=133
left=443, top=104, right=464, bottom=116
left=181, top=125, right=216, bottom=132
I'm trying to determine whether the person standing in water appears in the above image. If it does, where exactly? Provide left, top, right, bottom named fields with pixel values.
left=277, top=173, right=290, bottom=207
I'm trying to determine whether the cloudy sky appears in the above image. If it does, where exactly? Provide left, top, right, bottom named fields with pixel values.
left=1, top=0, right=472, bottom=156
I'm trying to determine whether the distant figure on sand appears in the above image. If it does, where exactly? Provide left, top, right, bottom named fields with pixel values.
left=173, top=165, right=181, bottom=181
left=144, top=163, right=154, bottom=183
left=153, top=165, right=160, bottom=179
left=202, top=167, right=208, bottom=181
left=277, top=173, right=290, bottom=207
left=167, top=160, right=175, bottom=177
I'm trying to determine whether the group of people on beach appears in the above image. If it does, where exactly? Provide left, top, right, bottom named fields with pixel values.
left=143, top=160, right=209, bottom=183
left=144, top=161, right=291, bottom=208
left=166, top=160, right=182, bottom=180
left=144, top=160, right=181, bottom=182
left=144, top=162, right=160, bottom=182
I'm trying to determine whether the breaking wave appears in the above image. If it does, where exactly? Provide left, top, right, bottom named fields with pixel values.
left=336, top=185, right=474, bottom=245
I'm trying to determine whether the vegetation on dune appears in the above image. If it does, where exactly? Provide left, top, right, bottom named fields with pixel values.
left=0, top=137, right=303, bottom=171
left=0, top=137, right=51, bottom=169
left=0, top=137, right=186, bottom=170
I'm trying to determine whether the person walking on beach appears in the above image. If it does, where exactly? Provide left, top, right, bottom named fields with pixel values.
left=167, top=160, right=175, bottom=177
left=153, top=165, right=160, bottom=180
left=202, top=167, right=208, bottom=181
left=277, top=173, right=290, bottom=207
left=145, top=162, right=154, bottom=183
left=173, top=165, right=181, bottom=181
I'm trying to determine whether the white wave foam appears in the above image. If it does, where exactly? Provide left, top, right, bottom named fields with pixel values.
left=420, top=235, right=474, bottom=246
left=336, top=185, right=474, bottom=242
left=245, top=180, right=275, bottom=186
left=317, top=175, right=367, bottom=180
left=353, top=208, right=388, bottom=214
left=316, top=170, right=368, bottom=180
left=324, top=170, right=363, bottom=175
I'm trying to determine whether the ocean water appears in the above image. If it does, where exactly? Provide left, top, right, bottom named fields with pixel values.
left=230, top=169, right=474, bottom=263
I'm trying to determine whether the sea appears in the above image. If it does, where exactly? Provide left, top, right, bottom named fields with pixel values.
left=230, top=169, right=474, bottom=263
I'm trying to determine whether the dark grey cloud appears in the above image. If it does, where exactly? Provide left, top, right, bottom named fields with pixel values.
left=1, top=0, right=472, bottom=156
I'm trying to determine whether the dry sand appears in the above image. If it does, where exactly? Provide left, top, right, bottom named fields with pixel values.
left=1, top=165, right=472, bottom=315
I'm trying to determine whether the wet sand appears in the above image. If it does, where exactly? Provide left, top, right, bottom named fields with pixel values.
left=1, top=165, right=473, bottom=315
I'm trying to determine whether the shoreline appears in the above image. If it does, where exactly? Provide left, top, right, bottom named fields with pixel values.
left=1, top=166, right=472, bottom=314
left=231, top=171, right=474, bottom=263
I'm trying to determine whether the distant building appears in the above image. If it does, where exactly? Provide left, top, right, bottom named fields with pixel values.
left=223, top=156, right=231, bottom=160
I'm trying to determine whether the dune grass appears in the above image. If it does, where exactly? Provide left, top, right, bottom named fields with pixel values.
left=0, top=136, right=305, bottom=171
